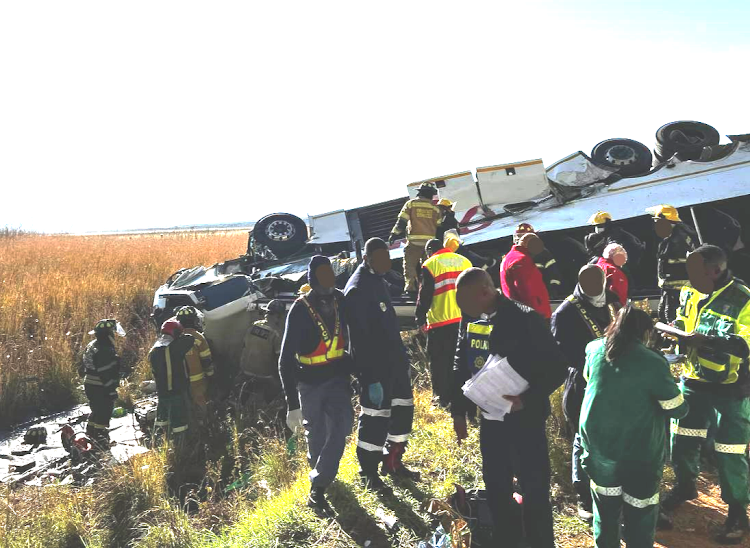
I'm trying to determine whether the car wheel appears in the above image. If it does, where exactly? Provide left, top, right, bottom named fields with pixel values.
left=591, top=138, right=653, bottom=177
left=654, top=121, right=720, bottom=162
left=253, top=213, right=308, bottom=258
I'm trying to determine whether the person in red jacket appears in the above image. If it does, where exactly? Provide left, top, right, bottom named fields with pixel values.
left=596, top=243, right=629, bottom=306
left=500, top=233, right=551, bottom=318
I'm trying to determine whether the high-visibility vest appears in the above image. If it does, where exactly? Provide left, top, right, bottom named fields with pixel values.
left=423, top=250, right=472, bottom=329
left=398, top=198, right=442, bottom=242
left=466, top=320, right=493, bottom=374
left=676, top=279, right=750, bottom=385
left=296, top=296, right=348, bottom=366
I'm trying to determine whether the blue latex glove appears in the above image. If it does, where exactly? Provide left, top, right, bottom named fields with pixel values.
left=368, top=382, right=384, bottom=408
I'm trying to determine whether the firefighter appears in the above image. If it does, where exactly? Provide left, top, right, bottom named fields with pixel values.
left=238, top=299, right=285, bottom=405
left=585, top=211, right=645, bottom=268
left=175, top=306, right=214, bottom=418
left=580, top=306, right=689, bottom=548
left=345, top=238, right=418, bottom=490
left=514, top=223, right=564, bottom=297
left=663, top=244, right=750, bottom=543
left=435, top=198, right=459, bottom=242
left=80, top=319, right=128, bottom=445
left=500, top=232, right=551, bottom=319
left=550, top=265, right=619, bottom=522
left=453, top=268, right=569, bottom=548
left=279, top=256, right=353, bottom=517
left=388, top=183, right=442, bottom=293
left=647, top=205, right=698, bottom=323
left=416, top=238, right=472, bottom=406
left=596, top=243, right=629, bottom=307
left=148, top=319, right=194, bottom=438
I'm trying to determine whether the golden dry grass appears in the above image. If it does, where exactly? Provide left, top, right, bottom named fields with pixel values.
left=0, top=230, right=247, bottom=425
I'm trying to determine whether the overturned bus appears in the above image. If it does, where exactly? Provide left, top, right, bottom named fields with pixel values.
left=153, top=121, right=750, bottom=372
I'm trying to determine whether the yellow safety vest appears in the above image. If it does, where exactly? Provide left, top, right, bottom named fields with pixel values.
left=296, top=297, right=347, bottom=366
left=423, top=250, right=472, bottom=329
left=676, top=280, right=750, bottom=385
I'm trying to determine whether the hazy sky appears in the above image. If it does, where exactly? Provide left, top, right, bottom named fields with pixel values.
left=2, top=1, right=749, bottom=233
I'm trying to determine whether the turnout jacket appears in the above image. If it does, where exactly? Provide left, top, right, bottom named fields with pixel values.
left=391, top=197, right=442, bottom=243
left=500, top=245, right=551, bottom=318
left=551, top=287, right=619, bottom=429
left=675, top=277, right=750, bottom=396
left=279, top=290, right=352, bottom=410
left=148, top=334, right=194, bottom=396
left=240, top=318, right=283, bottom=378
left=452, top=293, right=569, bottom=420
left=80, top=339, right=121, bottom=395
left=657, top=223, right=697, bottom=289
left=183, top=328, right=214, bottom=383
left=580, top=339, right=688, bottom=478
left=344, top=263, right=409, bottom=386
left=585, top=224, right=645, bottom=266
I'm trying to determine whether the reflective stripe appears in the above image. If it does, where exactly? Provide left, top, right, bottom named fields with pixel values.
left=590, top=481, right=622, bottom=497
left=668, top=258, right=688, bottom=264
left=190, top=372, right=205, bottom=382
left=659, top=393, right=684, bottom=410
left=535, top=259, right=556, bottom=269
left=87, top=422, right=108, bottom=430
left=360, top=407, right=392, bottom=418
left=467, top=323, right=492, bottom=335
left=97, top=361, right=117, bottom=372
left=623, top=491, right=659, bottom=508
left=199, top=350, right=211, bottom=358
left=205, top=369, right=215, bottom=377
left=84, top=377, right=103, bottom=386
left=550, top=279, right=562, bottom=285
left=715, top=443, right=748, bottom=454
left=357, top=440, right=384, bottom=452
left=386, top=433, right=410, bottom=443
left=166, top=347, right=173, bottom=391
left=172, top=425, right=188, bottom=433
left=672, top=423, right=708, bottom=438
left=154, top=420, right=169, bottom=427
left=434, top=278, right=457, bottom=291
left=407, top=234, right=434, bottom=242
left=391, top=398, right=414, bottom=407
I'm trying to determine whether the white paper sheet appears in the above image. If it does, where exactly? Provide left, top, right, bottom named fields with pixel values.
left=462, top=354, right=529, bottom=421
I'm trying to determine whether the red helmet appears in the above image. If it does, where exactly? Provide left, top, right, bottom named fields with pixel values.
left=160, top=319, right=183, bottom=338
left=514, top=223, right=536, bottom=243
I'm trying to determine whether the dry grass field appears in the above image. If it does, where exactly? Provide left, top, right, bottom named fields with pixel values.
left=0, top=230, right=247, bottom=426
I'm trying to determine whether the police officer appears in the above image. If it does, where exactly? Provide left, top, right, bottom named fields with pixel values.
left=279, top=256, right=353, bottom=517
left=416, top=238, right=472, bottom=406
left=238, top=299, right=285, bottom=404
left=80, top=319, right=128, bottom=445
left=389, top=183, right=442, bottom=293
left=647, top=205, right=698, bottom=323
left=663, top=244, right=750, bottom=543
left=148, top=319, right=195, bottom=438
left=175, top=306, right=214, bottom=418
left=345, top=238, right=418, bottom=491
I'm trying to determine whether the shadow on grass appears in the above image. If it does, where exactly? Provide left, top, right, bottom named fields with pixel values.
left=381, top=481, right=431, bottom=540
left=328, top=482, right=393, bottom=548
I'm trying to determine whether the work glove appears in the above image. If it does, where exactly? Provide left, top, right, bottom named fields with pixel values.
left=286, top=408, right=304, bottom=431
left=368, top=382, right=384, bottom=408
left=453, top=416, right=468, bottom=447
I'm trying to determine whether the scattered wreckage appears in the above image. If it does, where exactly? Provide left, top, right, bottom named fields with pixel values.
left=153, top=121, right=750, bottom=373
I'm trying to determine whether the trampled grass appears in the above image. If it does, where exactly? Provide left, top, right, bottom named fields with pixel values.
left=0, top=230, right=247, bottom=425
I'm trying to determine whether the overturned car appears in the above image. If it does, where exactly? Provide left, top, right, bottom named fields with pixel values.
left=153, top=121, right=750, bottom=373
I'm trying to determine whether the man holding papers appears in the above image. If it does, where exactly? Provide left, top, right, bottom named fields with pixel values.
left=453, top=268, right=569, bottom=548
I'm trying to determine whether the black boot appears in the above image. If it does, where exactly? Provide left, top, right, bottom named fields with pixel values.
left=717, top=505, right=749, bottom=545
left=359, top=471, right=392, bottom=495
left=573, top=482, right=593, bottom=522
left=307, top=486, right=335, bottom=518
left=660, top=482, right=698, bottom=512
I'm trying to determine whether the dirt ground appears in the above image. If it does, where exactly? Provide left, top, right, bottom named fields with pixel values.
left=558, top=473, right=749, bottom=548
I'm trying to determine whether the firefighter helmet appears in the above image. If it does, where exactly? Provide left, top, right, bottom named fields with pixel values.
left=588, top=211, right=613, bottom=225
left=416, top=183, right=438, bottom=197
left=160, top=319, right=183, bottom=338
left=646, top=204, right=681, bottom=223
left=175, top=305, right=202, bottom=329
left=437, top=198, right=455, bottom=209
left=89, top=319, right=126, bottom=337
left=514, top=223, right=536, bottom=244
left=444, top=230, right=461, bottom=252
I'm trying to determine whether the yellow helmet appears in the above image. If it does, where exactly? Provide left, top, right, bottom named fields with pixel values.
left=443, top=230, right=461, bottom=252
left=588, top=211, right=613, bottom=225
left=437, top=198, right=455, bottom=209
left=646, top=204, right=681, bottom=223
left=298, top=283, right=312, bottom=295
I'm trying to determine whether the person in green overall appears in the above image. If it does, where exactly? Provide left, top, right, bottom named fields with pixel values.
left=580, top=305, right=688, bottom=548
left=663, top=244, right=750, bottom=544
